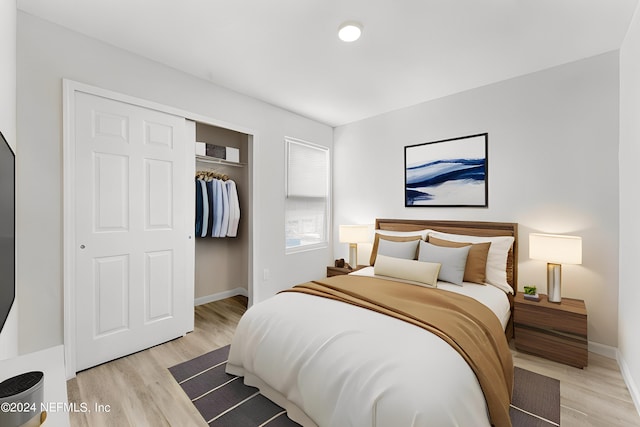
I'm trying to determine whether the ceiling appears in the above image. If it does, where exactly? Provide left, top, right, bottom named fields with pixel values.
left=17, top=0, right=639, bottom=127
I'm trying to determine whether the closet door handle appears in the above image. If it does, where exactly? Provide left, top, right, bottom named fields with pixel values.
left=80, top=244, right=86, bottom=249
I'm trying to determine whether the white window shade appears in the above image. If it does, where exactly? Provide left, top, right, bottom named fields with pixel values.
left=286, top=140, right=328, bottom=198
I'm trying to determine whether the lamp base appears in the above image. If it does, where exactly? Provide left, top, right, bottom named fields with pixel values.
left=348, top=243, right=358, bottom=270
left=547, top=263, right=562, bottom=303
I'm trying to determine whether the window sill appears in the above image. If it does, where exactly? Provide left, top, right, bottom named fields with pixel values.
left=285, top=242, right=328, bottom=255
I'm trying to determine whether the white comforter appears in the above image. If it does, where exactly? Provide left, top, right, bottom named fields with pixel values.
left=226, top=271, right=511, bottom=427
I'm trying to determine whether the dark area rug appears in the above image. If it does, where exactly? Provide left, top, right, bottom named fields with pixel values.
left=510, top=366, right=560, bottom=426
left=169, top=345, right=560, bottom=426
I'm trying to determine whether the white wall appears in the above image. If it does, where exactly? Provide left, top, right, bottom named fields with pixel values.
left=334, top=52, right=620, bottom=347
left=16, top=12, right=333, bottom=354
left=619, top=4, right=640, bottom=412
left=0, top=0, right=18, bottom=360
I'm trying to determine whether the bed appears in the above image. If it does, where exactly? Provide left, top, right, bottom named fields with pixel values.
left=226, top=219, right=518, bottom=427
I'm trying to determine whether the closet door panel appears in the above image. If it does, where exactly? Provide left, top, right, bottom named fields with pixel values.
left=74, top=91, right=193, bottom=372
left=93, top=153, right=129, bottom=232
left=144, top=120, right=174, bottom=149
left=145, top=250, right=173, bottom=322
left=144, top=159, right=173, bottom=230
left=93, top=110, right=128, bottom=142
left=93, top=254, right=130, bottom=336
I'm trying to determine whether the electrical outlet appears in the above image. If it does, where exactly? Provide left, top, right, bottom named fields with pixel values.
left=263, top=268, right=270, bottom=281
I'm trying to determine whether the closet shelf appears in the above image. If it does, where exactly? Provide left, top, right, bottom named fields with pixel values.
left=196, top=155, right=245, bottom=168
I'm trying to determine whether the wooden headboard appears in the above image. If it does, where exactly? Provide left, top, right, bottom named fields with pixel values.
left=375, top=218, right=518, bottom=338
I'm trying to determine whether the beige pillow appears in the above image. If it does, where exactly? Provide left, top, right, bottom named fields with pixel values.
left=374, top=255, right=440, bottom=287
left=369, top=233, right=422, bottom=265
left=428, top=236, right=491, bottom=285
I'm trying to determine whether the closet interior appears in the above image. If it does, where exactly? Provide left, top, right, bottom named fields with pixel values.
left=194, top=122, right=250, bottom=303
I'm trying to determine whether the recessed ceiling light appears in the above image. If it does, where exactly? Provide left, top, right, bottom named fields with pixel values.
left=338, top=21, right=362, bottom=42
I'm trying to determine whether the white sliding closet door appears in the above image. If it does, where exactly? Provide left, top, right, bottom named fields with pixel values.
left=73, top=91, right=193, bottom=372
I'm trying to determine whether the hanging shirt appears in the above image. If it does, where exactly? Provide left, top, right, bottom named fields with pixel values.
left=220, top=179, right=230, bottom=237
left=206, top=180, right=215, bottom=236
left=195, top=179, right=203, bottom=236
left=226, top=180, right=240, bottom=237
left=212, top=179, right=224, bottom=237
left=199, top=179, right=209, bottom=237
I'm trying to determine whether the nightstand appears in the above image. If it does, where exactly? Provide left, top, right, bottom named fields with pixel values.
left=514, top=293, right=588, bottom=368
left=327, top=265, right=366, bottom=277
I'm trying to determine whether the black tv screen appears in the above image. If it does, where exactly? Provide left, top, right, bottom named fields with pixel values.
left=0, top=131, right=15, bottom=333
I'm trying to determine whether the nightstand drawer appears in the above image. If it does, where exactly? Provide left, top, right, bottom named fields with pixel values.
left=327, top=266, right=350, bottom=277
left=327, top=265, right=366, bottom=277
left=514, top=303, right=587, bottom=336
left=515, top=326, right=588, bottom=368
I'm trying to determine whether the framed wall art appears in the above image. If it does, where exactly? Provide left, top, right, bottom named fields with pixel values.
left=404, top=133, right=488, bottom=207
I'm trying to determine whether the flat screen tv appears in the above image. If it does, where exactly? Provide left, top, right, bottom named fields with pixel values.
left=0, top=131, right=15, bottom=333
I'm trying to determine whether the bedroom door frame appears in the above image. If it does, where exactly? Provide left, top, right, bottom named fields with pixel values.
left=63, top=80, right=256, bottom=378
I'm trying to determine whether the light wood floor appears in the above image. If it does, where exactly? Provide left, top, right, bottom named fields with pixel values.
left=67, top=296, right=640, bottom=427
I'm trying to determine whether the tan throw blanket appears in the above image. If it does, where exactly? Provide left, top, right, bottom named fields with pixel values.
left=282, top=274, right=514, bottom=427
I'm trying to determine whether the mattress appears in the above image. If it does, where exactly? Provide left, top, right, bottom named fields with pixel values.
left=226, top=272, right=513, bottom=426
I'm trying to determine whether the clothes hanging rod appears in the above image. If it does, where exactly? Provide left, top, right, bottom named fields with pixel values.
left=196, top=155, right=245, bottom=168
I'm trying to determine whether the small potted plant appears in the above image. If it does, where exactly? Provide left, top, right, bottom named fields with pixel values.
left=523, top=285, right=540, bottom=302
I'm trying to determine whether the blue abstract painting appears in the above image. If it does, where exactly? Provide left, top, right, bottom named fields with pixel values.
left=405, top=133, right=488, bottom=207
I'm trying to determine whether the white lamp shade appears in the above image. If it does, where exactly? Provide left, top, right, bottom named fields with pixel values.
left=529, top=233, right=582, bottom=265
left=339, top=225, right=371, bottom=243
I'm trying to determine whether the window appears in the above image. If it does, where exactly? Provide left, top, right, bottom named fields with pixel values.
left=285, top=138, right=330, bottom=252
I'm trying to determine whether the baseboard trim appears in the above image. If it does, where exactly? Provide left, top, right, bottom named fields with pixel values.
left=617, top=350, right=640, bottom=418
left=588, top=341, right=617, bottom=359
left=195, top=288, right=248, bottom=306
left=593, top=341, right=640, bottom=417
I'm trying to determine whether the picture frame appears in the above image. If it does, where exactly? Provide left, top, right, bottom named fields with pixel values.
left=404, top=133, right=488, bottom=207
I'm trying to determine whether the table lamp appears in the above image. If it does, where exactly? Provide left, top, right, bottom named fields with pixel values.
left=339, top=225, right=370, bottom=268
left=529, top=233, right=582, bottom=303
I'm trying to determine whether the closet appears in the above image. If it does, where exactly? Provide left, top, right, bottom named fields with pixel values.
left=65, top=81, right=254, bottom=375
left=193, top=122, right=250, bottom=303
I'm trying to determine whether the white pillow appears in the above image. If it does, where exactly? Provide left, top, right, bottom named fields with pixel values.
left=427, top=231, right=515, bottom=293
left=375, top=228, right=432, bottom=240
left=418, top=241, right=470, bottom=285
left=374, top=255, right=440, bottom=287
left=377, top=238, right=420, bottom=261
